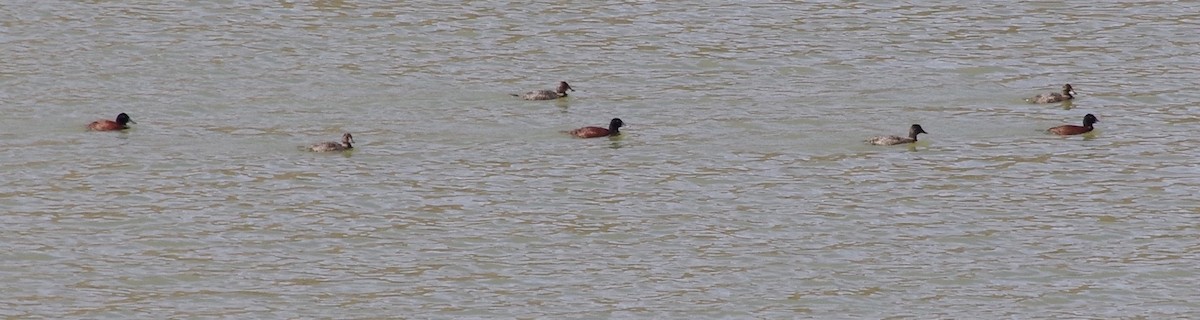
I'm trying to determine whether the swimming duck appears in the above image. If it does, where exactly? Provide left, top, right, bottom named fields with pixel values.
left=569, top=118, right=623, bottom=138
left=87, top=113, right=136, bottom=131
left=1048, top=114, right=1098, bottom=135
left=513, top=81, right=574, bottom=100
left=865, top=124, right=928, bottom=145
left=1027, top=84, right=1076, bottom=103
left=308, top=133, right=354, bottom=152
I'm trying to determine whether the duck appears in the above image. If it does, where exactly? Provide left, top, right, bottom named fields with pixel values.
left=1048, top=114, right=1098, bottom=135
left=568, top=118, right=623, bottom=138
left=865, top=124, right=928, bottom=145
left=513, top=81, right=574, bottom=100
left=87, top=113, right=136, bottom=131
left=1027, top=84, right=1076, bottom=103
left=308, top=133, right=354, bottom=152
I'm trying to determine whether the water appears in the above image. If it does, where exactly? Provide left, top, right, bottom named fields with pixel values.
left=3, top=1, right=1200, bottom=318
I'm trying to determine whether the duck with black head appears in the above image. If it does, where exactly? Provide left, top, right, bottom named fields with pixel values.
left=1048, top=114, right=1098, bottom=135
left=865, top=124, right=928, bottom=146
left=513, top=81, right=574, bottom=100
left=87, top=113, right=136, bottom=131
left=1027, top=84, right=1076, bottom=104
left=568, top=118, right=623, bottom=138
left=307, top=133, right=354, bottom=152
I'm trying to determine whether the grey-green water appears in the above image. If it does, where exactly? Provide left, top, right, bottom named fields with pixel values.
left=3, top=1, right=1199, bottom=318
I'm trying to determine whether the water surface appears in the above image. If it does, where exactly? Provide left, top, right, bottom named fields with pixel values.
left=3, top=1, right=1200, bottom=318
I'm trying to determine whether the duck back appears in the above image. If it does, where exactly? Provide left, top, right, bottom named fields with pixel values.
left=87, top=120, right=126, bottom=131
left=518, top=89, right=561, bottom=100
left=569, top=126, right=611, bottom=138
left=865, top=135, right=915, bottom=145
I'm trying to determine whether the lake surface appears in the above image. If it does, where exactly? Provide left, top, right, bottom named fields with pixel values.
left=3, top=1, right=1200, bottom=318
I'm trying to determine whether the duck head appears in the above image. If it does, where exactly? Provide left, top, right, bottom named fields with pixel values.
left=609, top=118, right=624, bottom=130
left=1063, top=84, right=1076, bottom=97
left=557, top=81, right=575, bottom=94
left=909, top=124, right=928, bottom=137
left=116, top=113, right=136, bottom=125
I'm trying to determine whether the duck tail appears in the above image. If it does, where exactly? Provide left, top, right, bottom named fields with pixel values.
left=510, top=93, right=520, bottom=97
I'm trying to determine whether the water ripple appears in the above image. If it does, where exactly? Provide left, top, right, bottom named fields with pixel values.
left=3, top=1, right=1200, bottom=318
